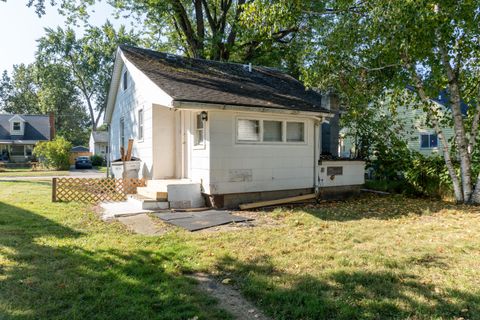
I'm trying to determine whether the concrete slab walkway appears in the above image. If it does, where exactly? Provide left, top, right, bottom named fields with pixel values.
left=117, top=214, right=166, bottom=236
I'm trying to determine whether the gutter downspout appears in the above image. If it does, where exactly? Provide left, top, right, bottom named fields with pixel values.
left=314, top=119, right=321, bottom=195
left=107, top=124, right=111, bottom=178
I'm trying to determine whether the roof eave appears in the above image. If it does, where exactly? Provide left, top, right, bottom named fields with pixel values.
left=104, top=48, right=125, bottom=124
left=171, top=100, right=333, bottom=119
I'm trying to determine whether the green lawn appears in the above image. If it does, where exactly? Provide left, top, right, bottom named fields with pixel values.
left=1, top=181, right=479, bottom=319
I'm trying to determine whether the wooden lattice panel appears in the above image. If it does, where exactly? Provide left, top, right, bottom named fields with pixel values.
left=52, top=178, right=146, bottom=203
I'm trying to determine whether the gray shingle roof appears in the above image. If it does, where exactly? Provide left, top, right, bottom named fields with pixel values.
left=91, top=131, right=108, bottom=143
left=120, top=45, right=329, bottom=114
left=0, top=114, right=50, bottom=141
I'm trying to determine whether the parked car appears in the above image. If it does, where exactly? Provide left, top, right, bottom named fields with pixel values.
left=75, top=156, right=93, bottom=169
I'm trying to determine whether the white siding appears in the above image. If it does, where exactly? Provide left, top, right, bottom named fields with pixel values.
left=109, top=64, right=154, bottom=178
left=108, top=53, right=175, bottom=179
left=207, top=110, right=316, bottom=195
left=152, top=105, right=176, bottom=179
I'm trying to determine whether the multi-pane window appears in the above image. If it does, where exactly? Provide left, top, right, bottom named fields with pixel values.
left=138, top=109, right=144, bottom=140
left=194, top=113, right=206, bottom=146
left=420, top=133, right=438, bottom=148
left=237, top=118, right=305, bottom=144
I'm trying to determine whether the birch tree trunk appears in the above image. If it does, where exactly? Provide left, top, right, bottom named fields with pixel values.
left=439, top=46, right=473, bottom=202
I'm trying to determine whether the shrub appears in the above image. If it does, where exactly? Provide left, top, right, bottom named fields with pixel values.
left=90, top=154, right=104, bottom=166
left=33, top=137, right=72, bottom=170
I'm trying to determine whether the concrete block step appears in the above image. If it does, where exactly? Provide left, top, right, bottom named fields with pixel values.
left=127, top=195, right=169, bottom=210
left=137, top=187, right=168, bottom=201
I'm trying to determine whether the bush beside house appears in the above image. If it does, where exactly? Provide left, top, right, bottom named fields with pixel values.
left=33, top=137, right=72, bottom=170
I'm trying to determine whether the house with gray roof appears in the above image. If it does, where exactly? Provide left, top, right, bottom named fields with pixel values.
left=104, top=45, right=365, bottom=209
left=89, top=131, right=109, bottom=156
left=0, top=113, right=54, bottom=162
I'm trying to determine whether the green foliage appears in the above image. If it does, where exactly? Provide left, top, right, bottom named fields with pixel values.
left=36, top=22, right=139, bottom=130
left=90, top=154, right=104, bottom=166
left=33, top=137, right=72, bottom=170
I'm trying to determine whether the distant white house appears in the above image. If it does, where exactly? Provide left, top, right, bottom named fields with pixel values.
left=89, top=131, right=108, bottom=156
left=104, top=45, right=365, bottom=208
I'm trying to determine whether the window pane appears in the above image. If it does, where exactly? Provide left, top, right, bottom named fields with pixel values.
left=13, top=122, right=21, bottom=131
left=430, top=134, right=438, bottom=148
left=287, top=122, right=304, bottom=142
left=237, top=119, right=260, bottom=141
left=123, top=71, right=128, bottom=90
left=263, top=121, right=283, bottom=142
left=421, top=134, right=429, bottom=148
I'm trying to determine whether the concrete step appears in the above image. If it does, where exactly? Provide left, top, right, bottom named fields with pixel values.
left=127, top=195, right=169, bottom=210
left=137, top=187, right=168, bottom=201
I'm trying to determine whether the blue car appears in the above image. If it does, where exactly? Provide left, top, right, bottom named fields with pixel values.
left=75, top=156, right=93, bottom=169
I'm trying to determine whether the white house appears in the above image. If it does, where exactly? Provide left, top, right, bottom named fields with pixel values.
left=89, top=131, right=108, bottom=156
left=104, top=45, right=365, bottom=208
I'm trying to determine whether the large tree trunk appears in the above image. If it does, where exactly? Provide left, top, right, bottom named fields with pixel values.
left=409, top=66, right=464, bottom=202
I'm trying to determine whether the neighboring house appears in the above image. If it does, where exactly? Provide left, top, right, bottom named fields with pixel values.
left=0, top=114, right=54, bottom=163
left=105, top=45, right=365, bottom=208
left=339, top=89, right=464, bottom=158
left=89, top=131, right=109, bottom=156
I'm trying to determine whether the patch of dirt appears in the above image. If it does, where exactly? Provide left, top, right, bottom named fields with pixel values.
left=191, top=273, right=271, bottom=320
left=196, top=210, right=284, bottom=233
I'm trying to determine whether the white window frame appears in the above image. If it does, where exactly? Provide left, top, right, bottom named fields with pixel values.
left=194, top=112, right=206, bottom=149
left=138, top=109, right=144, bottom=142
left=235, top=117, right=307, bottom=145
left=420, top=133, right=438, bottom=149
left=12, top=122, right=22, bottom=132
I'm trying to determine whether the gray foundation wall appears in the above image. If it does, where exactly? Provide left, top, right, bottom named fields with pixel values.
left=205, top=185, right=363, bottom=209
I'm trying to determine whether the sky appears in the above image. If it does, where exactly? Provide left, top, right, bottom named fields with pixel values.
left=0, top=1, right=126, bottom=73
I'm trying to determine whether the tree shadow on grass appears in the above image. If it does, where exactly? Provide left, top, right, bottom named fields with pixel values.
left=298, top=194, right=471, bottom=221
left=215, top=254, right=480, bottom=320
left=0, top=202, right=232, bottom=320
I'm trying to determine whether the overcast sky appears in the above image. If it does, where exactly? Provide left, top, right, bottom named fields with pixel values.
left=0, top=1, right=126, bottom=73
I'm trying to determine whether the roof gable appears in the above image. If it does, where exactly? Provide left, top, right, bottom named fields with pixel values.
left=115, top=45, right=329, bottom=114
left=9, top=115, right=25, bottom=123
left=0, top=114, right=50, bottom=141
